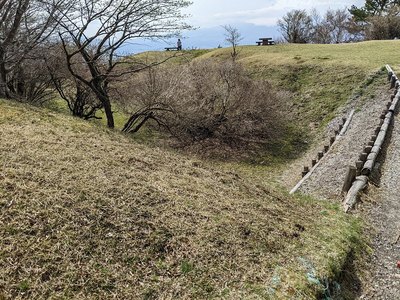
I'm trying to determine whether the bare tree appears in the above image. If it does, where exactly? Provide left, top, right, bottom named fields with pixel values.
left=277, top=10, right=313, bottom=43
left=0, top=0, right=61, bottom=99
left=56, top=0, right=191, bottom=128
left=326, top=9, right=351, bottom=43
left=119, top=67, right=175, bottom=134
left=310, top=9, right=332, bottom=44
left=311, top=9, right=351, bottom=44
left=11, top=45, right=55, bottom=104
left=222, top=25, right=242, bottom=61
left=46, top=44, right=102, bottom=119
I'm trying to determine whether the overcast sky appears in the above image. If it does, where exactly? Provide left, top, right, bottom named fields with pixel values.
left=124, top=0, right=366, bottom=52
left=184, top=0, right=365, bottom=28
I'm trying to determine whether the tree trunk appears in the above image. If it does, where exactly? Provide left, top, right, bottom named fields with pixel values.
left=90, top=80, right=115, bottom=128
left=0, top=75, right=7, bottom=98
left=103, top=99, right=115, bottom=128
left=95, top=90, right=114, bottom=128
left=0, top=48, right=9, bottom=98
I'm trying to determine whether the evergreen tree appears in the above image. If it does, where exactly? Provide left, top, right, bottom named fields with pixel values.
left=349, top=0, right=400, bottom=21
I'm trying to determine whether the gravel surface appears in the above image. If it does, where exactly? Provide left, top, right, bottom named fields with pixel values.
left=357, top=113, right=400, bottom=299
left=297, top=83, right=392, bottom=201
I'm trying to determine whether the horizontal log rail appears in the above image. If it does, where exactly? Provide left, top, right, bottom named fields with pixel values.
left=343, top=64, right=400, bottom=212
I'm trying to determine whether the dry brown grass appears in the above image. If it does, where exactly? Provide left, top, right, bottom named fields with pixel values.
left=0, top=99, right=361, bottom=299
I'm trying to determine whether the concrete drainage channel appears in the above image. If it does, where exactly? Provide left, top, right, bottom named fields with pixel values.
left=290, top=65, right=400, bottom=213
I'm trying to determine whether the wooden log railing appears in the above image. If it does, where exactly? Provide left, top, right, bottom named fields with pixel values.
left=343, top=65, right=400, bottom=212
left=290, top=109, right=355, bottom=194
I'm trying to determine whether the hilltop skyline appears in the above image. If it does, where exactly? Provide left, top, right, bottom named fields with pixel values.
left=120, top=0, right=365, bottom=53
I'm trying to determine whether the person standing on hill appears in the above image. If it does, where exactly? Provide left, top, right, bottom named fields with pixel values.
left=177, top=38, right=182, bottom=50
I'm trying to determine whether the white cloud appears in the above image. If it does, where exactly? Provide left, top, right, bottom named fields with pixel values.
left=186, top=0, right=365, bottom=27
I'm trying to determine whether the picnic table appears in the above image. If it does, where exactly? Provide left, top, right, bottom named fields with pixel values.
left=256, top=38, right=275, bottom=46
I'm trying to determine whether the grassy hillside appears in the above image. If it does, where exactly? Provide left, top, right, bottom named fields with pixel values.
left=0, top=99, right=361, bottom=299
left=114, top=41, right=398, bottom=164
left=127, top=41, right=400, bottom=130
left=204, top=41, right=400, bottom=130
left=2, top=42, right=386, bottom=298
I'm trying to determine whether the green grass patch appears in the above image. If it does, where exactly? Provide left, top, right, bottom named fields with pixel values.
left=201, top=40, right=398, bottom=134
left=128, top=48, right=213, bottom=66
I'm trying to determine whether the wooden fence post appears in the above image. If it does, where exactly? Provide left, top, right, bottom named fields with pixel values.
left=356, top=160, right=363, bottom=176
left=342, top=166, right=357, bottom=195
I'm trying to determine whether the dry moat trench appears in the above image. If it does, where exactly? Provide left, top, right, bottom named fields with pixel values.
left=283, top=73, right=400, bottom=298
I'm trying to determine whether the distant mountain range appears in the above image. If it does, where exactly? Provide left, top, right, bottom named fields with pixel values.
left=118, top=23, right=280, bottom=54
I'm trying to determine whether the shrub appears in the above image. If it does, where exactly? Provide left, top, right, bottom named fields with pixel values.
left=366, top=14, right=400, bottom=40
left=117, top=59, right=285, bottom=156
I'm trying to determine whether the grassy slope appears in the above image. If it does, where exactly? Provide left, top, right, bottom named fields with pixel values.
left=3, top=41, right=392, bottom=298
left=98, top=41, right=400, bottom=136
left=121, top=41, right=400, bottom=164
left=204, top=40, right=400, bottom=130
left=0, top=99, right=361, bottom=299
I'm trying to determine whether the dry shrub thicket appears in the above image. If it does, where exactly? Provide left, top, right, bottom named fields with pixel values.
left=117, top=59, right=284, bottom=156
left=366, top=14, right=400, bottom=39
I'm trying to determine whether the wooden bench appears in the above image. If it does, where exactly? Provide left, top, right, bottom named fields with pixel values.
left=256, top=38, right=275, bottom=46
left=165, top=47, right=178, bottom=51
